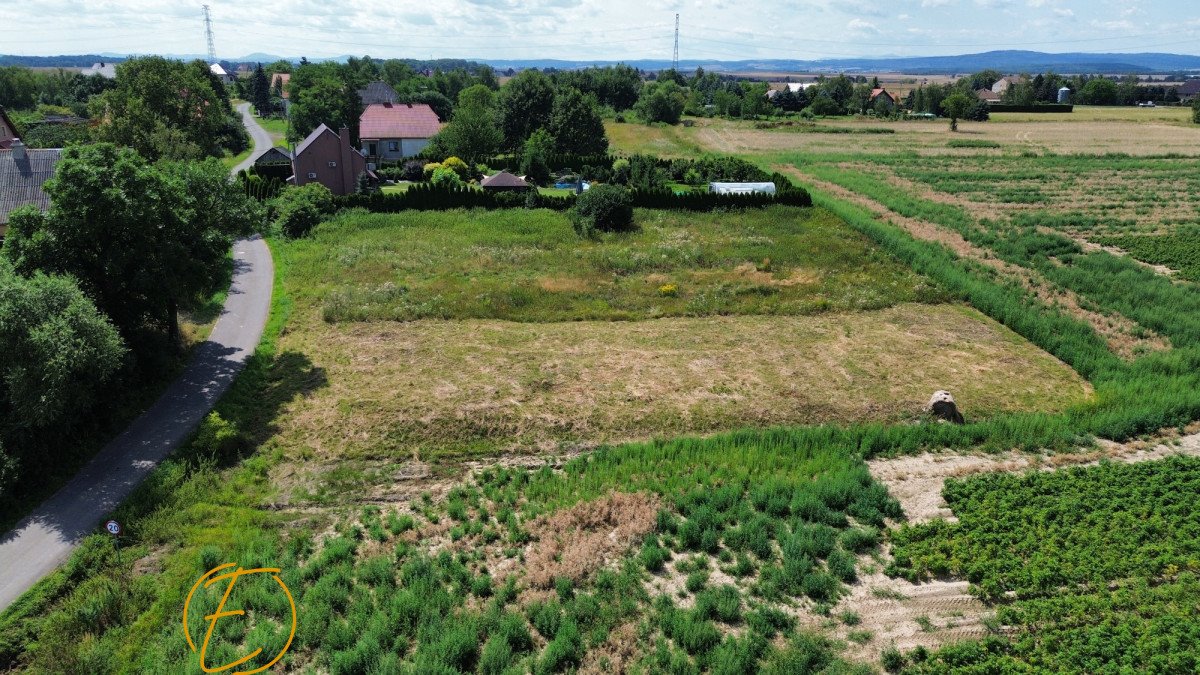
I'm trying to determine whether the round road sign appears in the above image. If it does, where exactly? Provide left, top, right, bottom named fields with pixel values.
left=104, top=520, right=122, bottom=536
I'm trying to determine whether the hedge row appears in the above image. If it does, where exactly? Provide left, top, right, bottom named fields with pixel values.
left=333, top=182, right=812, bottom=213
left=987, top=104, right=1074, bottom=113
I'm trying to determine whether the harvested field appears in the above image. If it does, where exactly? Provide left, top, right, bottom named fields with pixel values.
left=275, top=304, right=1092, bottom=460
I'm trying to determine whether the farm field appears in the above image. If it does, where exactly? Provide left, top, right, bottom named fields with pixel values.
left=7, top=104, right=1200, bottom=674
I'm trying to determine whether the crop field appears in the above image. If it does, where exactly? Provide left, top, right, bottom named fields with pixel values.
left=8, top=108, right=1200, bottom=674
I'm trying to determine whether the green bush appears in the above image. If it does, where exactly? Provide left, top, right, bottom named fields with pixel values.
left=274, top=182, right=334, bottom=238
left=569, top=184, right=634, bottom=236
left=1193, top=98, right=1200, bottom=124
left=431, top=166, right=465, bottom=188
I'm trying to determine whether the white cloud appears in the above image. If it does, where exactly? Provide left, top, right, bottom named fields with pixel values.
left=847, top=18, right=881, bottom=34
left=1053, top=8, right=1074, bottom=17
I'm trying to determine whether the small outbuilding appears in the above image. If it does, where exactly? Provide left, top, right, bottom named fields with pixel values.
left=251, top=146, right=294, bottom=180
left=709, top=182, right=775, bottom=195
left=481, top=171, right=532, bottom=191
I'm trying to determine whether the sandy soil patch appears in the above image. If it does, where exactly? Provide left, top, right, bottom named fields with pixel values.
left=869, top=427, right=1200, bottom=524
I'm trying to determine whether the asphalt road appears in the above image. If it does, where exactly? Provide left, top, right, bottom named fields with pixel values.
left=233, top=102, right=273, bottom=175
left=0, top=106, right=275, bottom=613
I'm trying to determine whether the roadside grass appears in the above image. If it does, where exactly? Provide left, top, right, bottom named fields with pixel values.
left=298, top=206, right=944, bottom=324
left=252, top=112, right=288, bottom=145
left=220, top=146, right=253, bottom=171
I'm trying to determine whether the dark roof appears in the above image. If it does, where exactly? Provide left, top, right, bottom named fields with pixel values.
left=294, top=124, right=337, bottom=157
left=1179, top=80, right=1200, bottom=96
left=975, top=88, right=1001, bottom=102
left=0, top=147, right=61, bottom=224
left=253, top=146, right=293, bottom=164
left=481, top=171, right=531, bottom=189
left=359, top=103, right=442, bottom=140
left=357, top=80, right=400, bottom=105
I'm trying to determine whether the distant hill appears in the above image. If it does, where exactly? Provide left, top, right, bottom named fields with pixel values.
left=5, top=50, right=1200, bottom=75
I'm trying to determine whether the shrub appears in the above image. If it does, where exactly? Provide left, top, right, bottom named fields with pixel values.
left=569, top=183, right=634, bottom=236
left=273, top=182, right=334, bottom=238
left=442, top=156, right=471, bottom=180
left=640, top=540, right=670, bottom=572
left=827, top=548, right=858, bottom=583
left=431, top=166, right=465, bottom=188
left=695, top=585, right=742, bottom=623
left=401, top=160, right=425, bottom=182
left=658, top=284, right=678, bottom=297
left=1193, top=98, right=1200, bottom=125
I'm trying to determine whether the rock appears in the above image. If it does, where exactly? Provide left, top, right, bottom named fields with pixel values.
left=926, top=390, right=965, bottom=425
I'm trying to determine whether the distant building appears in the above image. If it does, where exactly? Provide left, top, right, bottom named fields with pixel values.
left=991, top=77, right=1024, bottom=94
left=209, top=63, right=235, bottom=85
left=81, top=61, right=117, bottom=79
left=976, top=89, right=1001, bottom=103
left=357, top=80, right=400, bottom=106
left=869, top=88, right=896, bottom=106
left=0, top=141, right=61, bottom=236
left=480, top=171, right=532, bottom=191
left=0, top=106, right=17, bottom=149
left=289, top=124, right=367, bottom=196
left=359, top=102, right=442, bottom=161
left=1179, top=79, right=1200, bottom=102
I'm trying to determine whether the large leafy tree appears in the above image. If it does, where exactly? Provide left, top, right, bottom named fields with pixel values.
left=0, top=257, right=124, bottom=495
left=89, top=57, right=245, bottom=161
left=287, top=61, right=362, bottom=143
left=498, top=69, right=555, bottom=150
left=634, top=80, right=686, bottom=124
left=429, top=84, right=503, bottom=164
left=941, top=92, right=974, bottom=131
left=4, top=144, right=258, bottom=351
left=549, top=87, right=608, bottom=155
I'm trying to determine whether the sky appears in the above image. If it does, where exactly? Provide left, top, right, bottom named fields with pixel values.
left=3, top=0, right=1200, bottom=62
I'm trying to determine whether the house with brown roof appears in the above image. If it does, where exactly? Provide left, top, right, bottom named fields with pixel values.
left=480, top=171, right=531, bottom=191
left=0, top=141, right=61, bottom=237
left=0, top=107, right=18, bottom=150
left=289, top=124, right=367, bottom=196
left=869, top=88, right=897, bottom=106
left=976, top=88, right=1001, bottom=103
left=1179, top=79, right=1200, bottom=102
left=359, top=102, right=442, bottom=162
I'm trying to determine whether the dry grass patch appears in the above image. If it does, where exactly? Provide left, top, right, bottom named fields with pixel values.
left=525, top=491, right=661, bottom=589
left=274, top=304, right=1091, bottom=460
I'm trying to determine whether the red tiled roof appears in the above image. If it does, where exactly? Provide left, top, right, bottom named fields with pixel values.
left=976, top=88, right=1001, bottom=102
left=358, top=102, right=442, bottom=140
left=869, top=87, right=894, bottom=101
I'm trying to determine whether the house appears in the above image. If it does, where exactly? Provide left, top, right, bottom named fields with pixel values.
left=357, top=80, right=400, bottom=105
left=991, top=77, right=1024, bottom=94
left=209, top=63, right=235, bottom=85
left=0, top=141, right=61, bottom=237
left=1179, top=79, right=1200, bottom=103
left=359, top=102, right=442, bottom=161
left=976, top=89, right=1001, bottom=103
left=289, top=124, right=367, bottom=196
left=0, top=107, right=18, bottom=150
left=251, top=146, right=294, bottom=180
left=81, top=62, right=117, bottom=79
left=480, top=171, right=532, bottom=191
left=869, top=88, right=896, bottom=106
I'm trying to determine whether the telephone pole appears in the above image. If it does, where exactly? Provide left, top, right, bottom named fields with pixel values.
left=672, top=14, right=680, bottom=72
left=203, top=5, right=217, bottom=63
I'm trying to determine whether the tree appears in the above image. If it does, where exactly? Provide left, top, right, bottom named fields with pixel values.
left=549, top=87, right=608, bottom=155
left=0, top=66, right=39, bottom=108
left=942, top=93, right=973, bottom=131
left=1079, top=78, right=1118, bottom=106
left=430, top=84, right=503, bottom=164
left=499, top=69, right=555, bottom=150
left=634, top=80, right=686, bottom=124
left=570, top=184, right=633, bottom=237
left=89, top=57, right=245, bottom=161
left=4, top=144, right=257, bottom=353
left=1193, top=97, right=1200, bottom=125
left=520, top=128, right=554, bottom=186
left=250, top=63, right=271, bottom=116
left=0, top=257, right=125, bottom=493
left=287, top=62, right=362, bottom=143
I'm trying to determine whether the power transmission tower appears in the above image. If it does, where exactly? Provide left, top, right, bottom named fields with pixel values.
left=203, top=5, right=217, bottom=63
left=672, top=14, right=680, bottom=72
